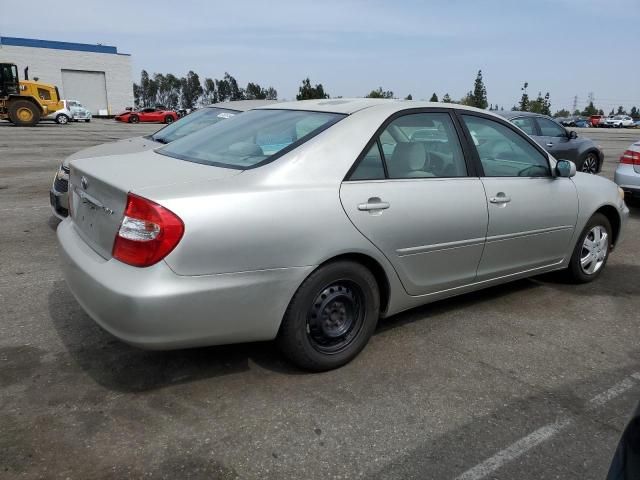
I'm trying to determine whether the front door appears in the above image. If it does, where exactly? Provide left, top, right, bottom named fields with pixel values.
left=340, top=111, right=488, bottom=296
left=536, top=116, right=577, bottom=163
left=459, top=113, right=578, bottom=280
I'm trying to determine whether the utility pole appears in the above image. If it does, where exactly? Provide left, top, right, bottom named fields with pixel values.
left=572, top=95, right=578, bottom=114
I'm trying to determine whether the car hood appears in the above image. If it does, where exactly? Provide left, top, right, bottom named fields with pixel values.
left=62, top=136, right=162, bottom=168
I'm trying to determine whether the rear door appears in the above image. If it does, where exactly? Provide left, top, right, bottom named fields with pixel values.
left=340, top=110, right=488, bottom=296
left=459, top=113, right=578, bottom=280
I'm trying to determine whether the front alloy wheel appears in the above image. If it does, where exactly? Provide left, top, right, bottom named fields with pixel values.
left=567, top=213, right=612, bottom=283
left=581, top=153, right=599, bottom=174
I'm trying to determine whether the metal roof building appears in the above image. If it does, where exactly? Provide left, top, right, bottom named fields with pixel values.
left=0, top=36, right=133, bottom=115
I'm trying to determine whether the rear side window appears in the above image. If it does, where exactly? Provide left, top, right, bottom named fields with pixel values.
left=462, top=115, right=550, bottom=177
left=159, top=109, right=345, bottom=169
left=152, top=107, right=238, bottom=144
left=349, top=112, right=467, bottom=180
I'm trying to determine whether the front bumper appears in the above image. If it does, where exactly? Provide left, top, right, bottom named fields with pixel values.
left=50, top=171, right=69, bottom=219
left=614, top=164, right=640, bottom=198
left=57, top=219, right=313, bottom=349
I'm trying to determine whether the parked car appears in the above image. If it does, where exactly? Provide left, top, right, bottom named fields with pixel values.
left=574, top=119, right=590, bottom=128
left=58, top=99, right=628, bottom=371
left=496, top=111, right=604, bottom=174
left=50, top=100, right=276, bottom=218
left=44, top=103, right=73, bottom=125
left=115, top=106, right=179, bottom=124
left=614, top=140, right=640, bottom=201
left=65, top=100, right=92, bottom=122
left=590, top=115, right=606, bottom=127
left=605, top=115, right=635, bottom=128
left=635, top=120, right=640, bottom=128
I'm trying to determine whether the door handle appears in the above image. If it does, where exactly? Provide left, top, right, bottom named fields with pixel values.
left=489, top=194, right=511, bottom=204
left=546, top=143, right=553, bottom=147
left=358, top=197, right=390, bottom=211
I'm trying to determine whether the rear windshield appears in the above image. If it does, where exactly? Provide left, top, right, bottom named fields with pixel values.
left=152, top=107, right=238, bottom=144
left=158, top=109, right=345, bottom=169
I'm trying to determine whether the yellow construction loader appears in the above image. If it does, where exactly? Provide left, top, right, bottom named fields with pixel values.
left=0, top=63, right=63, bottom=126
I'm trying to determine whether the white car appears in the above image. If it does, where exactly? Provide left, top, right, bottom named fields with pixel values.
left=66, top=100, right=92, bottom=122
left=45, top=103, right=73, bottom=125
left=605, top=115, right=634, bottom=128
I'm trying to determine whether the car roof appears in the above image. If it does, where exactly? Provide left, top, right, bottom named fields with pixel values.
left=494, top=110, right=549, bottom=120
left=254, top=98, right=505, bottom=117
left=205, top=100, right=278, bottom=112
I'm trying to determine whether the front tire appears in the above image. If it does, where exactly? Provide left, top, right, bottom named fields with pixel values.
left=56, top=114, right=70, bottom=125
left=277, top=261, right=380, bottom=371
left=129, top=115, right=139, bottom=124
left=580, top=152, right=599, bottom=174
left=164, top=115, right=174, bottom=124
left=566, top=213, right=612, bottom=283
left=8, top=99, right=41, bottom=127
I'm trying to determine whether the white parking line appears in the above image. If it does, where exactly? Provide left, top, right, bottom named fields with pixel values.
left=455, top=419, right=572, bottom=480
left=589, top=378, right=636, bottom=408
left=454, top=372, right=640, bottom=480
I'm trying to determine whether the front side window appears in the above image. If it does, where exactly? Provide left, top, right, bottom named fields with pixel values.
left=462, top=115, right=550, bottom=177
left=350, top=112, right=467, bottom=180
left=152, top=107, right=238, bottom=144
left=537, top=117, right=566, bottom=137
left=511, top=117, right=536, bottom=136
left=159, top=109, right=344, bottom=169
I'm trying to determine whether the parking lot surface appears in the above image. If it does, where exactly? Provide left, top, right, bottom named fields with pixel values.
left=1, top=120, right=639, bottom=479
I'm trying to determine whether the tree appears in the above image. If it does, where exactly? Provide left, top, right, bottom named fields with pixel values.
left=202, top=78, right=217, bottom=105
left=245, top=82, right=267, bottom=100
left=296, top=78, right=329, bottom=100
left=429, top=92, right=438, bottom=102
left=264, top=87, right=278, bottom=100
left=609, top=108, right=615, bottom=115
left=554, top=108, right=571, bottom=118
left=598, top=109, right=604, bottom=115
left=459, top=91, right=474, bottom=106
left=155, top=73, right=182, bottom=109
left=442, top=93, right=452, bottom=103
left=366, top=87, right=393, bottom=99
left=216, top=77, right=231, bottom=102
left=137, top=70, right=158, bottom=108
left=180, top=71, right=203, bottom=109
left=224, top=72, right=244, bottom=101
left=529, top=91, right=551, bottom=116
left=405, top=94, right=413, bottom=100
left=617, top=106, right=627, bottom=115
left=471, top=70, right=488, bottom=109
left=631, top=106, right=639, bottom=119
left=518, top=82, right=529, bottom=111
left=581, top=101, right=598, bottom=117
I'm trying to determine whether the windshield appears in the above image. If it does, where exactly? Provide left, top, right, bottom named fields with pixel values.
left=158, top=109, right=345, bottom=169
left=152, top=107, right=239, bottom=144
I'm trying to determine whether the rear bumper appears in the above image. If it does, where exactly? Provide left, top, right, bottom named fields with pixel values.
left=614, top=164, right=640, bottom=197
left=57, top=219, right=312, bottom=349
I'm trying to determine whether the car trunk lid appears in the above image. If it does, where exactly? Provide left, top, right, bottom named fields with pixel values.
left=68, top=149, right=241, bottom=259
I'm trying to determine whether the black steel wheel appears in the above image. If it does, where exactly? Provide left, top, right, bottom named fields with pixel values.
left=277, top=261, right=380, bottom=371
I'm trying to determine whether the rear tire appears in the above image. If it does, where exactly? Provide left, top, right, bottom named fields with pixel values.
left=566, top=213, right=612, bottom=283
left=129, top=115, right=139, bottom=124
left=277, top=261, right=380, bottom=371
left=8, top=100, right=41, bottom=127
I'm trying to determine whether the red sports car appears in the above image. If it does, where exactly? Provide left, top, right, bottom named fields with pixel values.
left=115, top=107, right=179, bottom=124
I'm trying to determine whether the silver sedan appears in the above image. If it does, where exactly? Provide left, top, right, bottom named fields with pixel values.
left=58, top=99, right=629, bottom=371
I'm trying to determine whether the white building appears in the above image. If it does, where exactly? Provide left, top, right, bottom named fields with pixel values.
left=0, top=36, right=133, bottom=115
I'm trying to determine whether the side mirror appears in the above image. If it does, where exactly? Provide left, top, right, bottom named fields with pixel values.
left=568, top=130, right=578, bottom=140
left=556, top=159, right=576, bottom=178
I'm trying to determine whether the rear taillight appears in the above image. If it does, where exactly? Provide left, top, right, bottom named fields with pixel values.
left=112, top=193, right=184, bottom=267
left=620, top=149, right=640, bottom=165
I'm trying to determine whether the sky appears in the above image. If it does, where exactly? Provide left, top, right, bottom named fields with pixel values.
left=1, top=0, right=639, bottom=113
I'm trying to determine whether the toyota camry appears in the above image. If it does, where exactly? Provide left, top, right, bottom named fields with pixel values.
left=58, top=99, right=629, bottom=371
